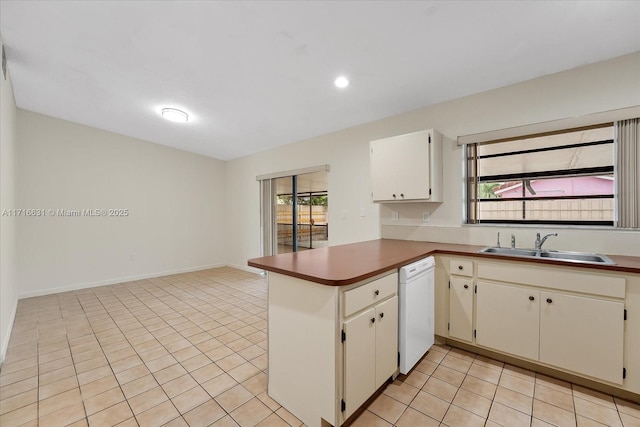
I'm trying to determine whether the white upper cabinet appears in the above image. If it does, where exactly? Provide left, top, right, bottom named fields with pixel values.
left=370, top=129, right=443, bottom=202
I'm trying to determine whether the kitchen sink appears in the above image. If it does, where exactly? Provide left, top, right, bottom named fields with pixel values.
left=537, top=250, right=616, bottom=264
left=478, top=247, right=616, bottom=265
left=479, top=247, right=538, bottom=257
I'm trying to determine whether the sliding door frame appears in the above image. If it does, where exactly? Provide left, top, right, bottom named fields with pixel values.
left=258, top=165, right=329, bottom=257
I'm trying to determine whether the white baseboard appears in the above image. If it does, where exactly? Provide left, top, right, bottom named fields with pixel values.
left=0, top=298, right=18, bottom=366
left=18, top=263, right=227, bottom=299
left=227, top=263, right=264, bottom=276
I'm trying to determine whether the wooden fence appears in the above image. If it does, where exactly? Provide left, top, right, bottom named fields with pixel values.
left=276, top=205, right=328, bottom=246
left=478, top=199, right=614, bottom=221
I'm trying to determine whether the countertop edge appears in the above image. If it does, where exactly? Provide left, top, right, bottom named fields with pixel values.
left=248, top=250, right=440, bottom=285
left=247, top=240, right=640, bottom=286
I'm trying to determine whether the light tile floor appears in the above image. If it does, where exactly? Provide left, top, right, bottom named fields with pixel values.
left=0, top=267, right=638, bottom=427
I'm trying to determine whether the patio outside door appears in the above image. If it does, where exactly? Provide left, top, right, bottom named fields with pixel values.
left=259, top=169, right=328, bottom=256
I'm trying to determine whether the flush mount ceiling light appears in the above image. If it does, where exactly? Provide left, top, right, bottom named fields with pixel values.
left=334, top=76, right=349, bottom=88
left=161, top=108, right=189, bottom=123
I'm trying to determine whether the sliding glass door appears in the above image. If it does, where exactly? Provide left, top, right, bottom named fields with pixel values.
left=260, top=169, right=328, bottom=255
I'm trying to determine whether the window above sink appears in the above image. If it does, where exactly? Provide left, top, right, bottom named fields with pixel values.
left=466, top=124, right=614, bottom=226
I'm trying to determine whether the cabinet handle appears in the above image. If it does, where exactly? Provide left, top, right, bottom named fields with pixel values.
left=546, top=298, right=553, bottom=304
left=529, top=296, right=535, bottom=301
left=379, top=312, right=384, bottom=319
left=370, top=317, right=376, bottom=324
left=463, top=284, right=469, bottom=289
left=458, top=265, right=463, bottom=270
left=374, top=290, right=380, bottom=296
left=392, top=194, right=396, bottom=198
left=400, top=193, right=404, bottom=198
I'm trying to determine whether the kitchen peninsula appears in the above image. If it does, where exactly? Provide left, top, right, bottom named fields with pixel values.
left=248, top=239, right=640, bottom=426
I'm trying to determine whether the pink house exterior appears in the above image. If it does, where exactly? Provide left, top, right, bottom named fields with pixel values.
left=495, top=176, right=613, bottom=198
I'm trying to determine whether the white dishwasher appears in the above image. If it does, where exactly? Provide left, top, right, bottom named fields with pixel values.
left=399, top=256, right=435, bottom=374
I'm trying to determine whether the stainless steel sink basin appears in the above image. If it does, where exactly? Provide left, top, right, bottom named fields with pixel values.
left=479, top=247, right=538, bottom=257
left=478, top=247, right=616, bottom=265
left=537, top=251, right=615, bottom=264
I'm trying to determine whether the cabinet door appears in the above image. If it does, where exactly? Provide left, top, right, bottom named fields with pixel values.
left=394, top=133, right=430, bottom=200
left=449, top=278, right=474, bottom=342
left=539, top=292, right=624, bottom=384
left=476, top=282, right=540, bottom=361
left=343, top=307, right=376, bottom=419
left=375, top=296, right=398, bottom=388
left=370, top=139, right=398, bottom=202
left=370, top=131, right=431, bottom=201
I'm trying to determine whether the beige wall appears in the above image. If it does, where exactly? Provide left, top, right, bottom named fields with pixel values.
left=16, top=110, right=228, bottom=297
left=227, top=52, right=640, bottom=270
left=379, top=52, right=640, bottom=255
left=225, top=122, right=388, bottom=271
left=0, top=38, right=19, bottom=362
left=3, top=51, right=639, bottom=361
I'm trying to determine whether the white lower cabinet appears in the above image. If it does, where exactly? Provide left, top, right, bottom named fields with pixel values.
left=476, top=281, right=540, bottom=361
left=374, top=296, right=399, bottom=388
left=343, top=295, right=398, bottom=419
left=449, top=277, right=474, bottom=342
left=539, top=291, right=624, bottom=384
left=471, top=261, right=626, bottom=386
left=267, top=271, right=397, bottom=427
left=343, top=307, right=376, bottom=419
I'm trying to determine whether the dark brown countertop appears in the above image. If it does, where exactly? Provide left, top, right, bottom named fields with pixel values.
left=247, top=239, right=640, bottom=286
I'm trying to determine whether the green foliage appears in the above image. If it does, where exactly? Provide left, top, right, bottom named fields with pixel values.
left=277, top=195, right=328, bottom=206
left=478, top=183, right=499, bottom=199
left=307, top=195, right=328, bottom=206
left=277, top=195, right=293, bottom=205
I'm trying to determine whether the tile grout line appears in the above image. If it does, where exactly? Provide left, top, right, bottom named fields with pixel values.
left=439, top=348, right=467, bottom=427
left=4, top=268, right=638, bottom=427
left=76, top=286, right=138, bottom=426
left=94, top=280, right=211, bottom=426
left=94, top=271, right=268, bottom=426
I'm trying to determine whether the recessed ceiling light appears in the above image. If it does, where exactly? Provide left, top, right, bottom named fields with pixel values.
left=161, top=108, right=189, bottom=123
left=334, top=76, right=349, bottom=88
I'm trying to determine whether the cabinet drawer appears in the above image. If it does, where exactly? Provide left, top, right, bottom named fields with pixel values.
left=477, top=262, right=624, bottom=298
left=344, top=273, right=397, bottom=317
left=450, top=259, right=473, bottom=277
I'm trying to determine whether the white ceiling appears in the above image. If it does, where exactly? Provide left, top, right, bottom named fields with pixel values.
left=1, top=1, right=639, bottom=161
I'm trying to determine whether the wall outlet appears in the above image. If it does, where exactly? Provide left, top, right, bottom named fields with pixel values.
left=341, top=209, right=348, bottom=220
left=360, top=207, right=366, bottom=217
left=392, top=211, right=399, bottom=221
left=422, top=211, right=431, bottom=223
left=129, top=253, right=135, bottom=261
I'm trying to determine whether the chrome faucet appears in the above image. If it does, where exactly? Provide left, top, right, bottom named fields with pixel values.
left=535, top=232, right=557, bottom=254
left=511, top=234, right=516, bottom=249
